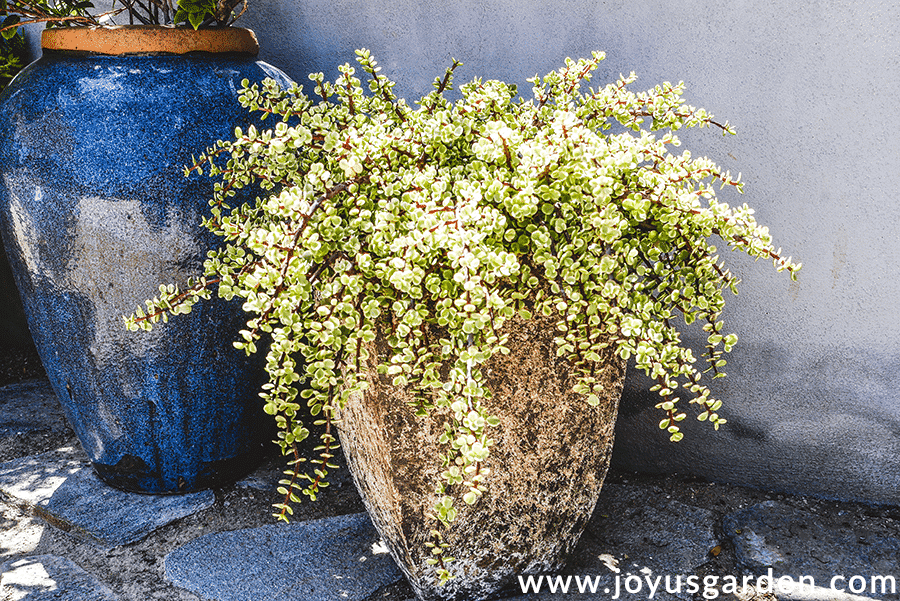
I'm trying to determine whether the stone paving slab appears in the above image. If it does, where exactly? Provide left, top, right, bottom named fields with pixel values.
left=0, top=445, right=214, bottom=548
left=0, top=554, right=120, bottom=600
left=164, top=512, right=403, bottom=601
left=725, top=500, right=900, bottom=600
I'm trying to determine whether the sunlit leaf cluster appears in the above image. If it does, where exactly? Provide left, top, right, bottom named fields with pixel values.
left=125, top=49, right=799, bottom=582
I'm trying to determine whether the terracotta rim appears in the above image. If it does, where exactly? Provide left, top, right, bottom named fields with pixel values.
left=41, top=25, right=259, bottom=56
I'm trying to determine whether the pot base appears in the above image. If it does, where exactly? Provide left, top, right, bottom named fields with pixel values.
left=92, top=447, right=266, bottom=494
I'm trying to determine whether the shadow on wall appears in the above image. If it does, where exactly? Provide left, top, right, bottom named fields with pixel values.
left=612, top=343, right=900, bottom=507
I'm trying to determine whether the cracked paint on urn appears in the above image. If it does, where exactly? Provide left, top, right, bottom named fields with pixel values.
left=336, top=314, right=626, bottom=601
left=0, top=32, right=293, bottom=493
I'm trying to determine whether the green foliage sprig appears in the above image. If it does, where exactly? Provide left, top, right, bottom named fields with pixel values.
left=0, top=0, right=245, bottom=33
left=125, top=49, right=799, bottom=583
left=0, top=26, right=25, bottom=87
left=2, top=0, right=100, bottom=35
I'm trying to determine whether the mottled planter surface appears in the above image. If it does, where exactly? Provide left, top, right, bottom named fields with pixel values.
left=0, top=29, right=290, bottom=493
left=336, top=316, right=626, bottom=601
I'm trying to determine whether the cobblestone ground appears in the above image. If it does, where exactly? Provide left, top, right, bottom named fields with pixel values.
left=1, top=376, right=899, bottom=601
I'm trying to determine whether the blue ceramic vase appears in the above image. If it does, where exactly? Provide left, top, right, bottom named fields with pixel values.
left=0, top=27, right=292, bottom=493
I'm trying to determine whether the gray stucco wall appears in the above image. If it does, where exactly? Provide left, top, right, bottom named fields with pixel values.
left=240, top=0, right=900, bottom=505
left=13, top=2, right=898, bottom=504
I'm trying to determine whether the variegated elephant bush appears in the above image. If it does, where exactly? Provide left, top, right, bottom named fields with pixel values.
left=127, top=49, right=799, bottom=583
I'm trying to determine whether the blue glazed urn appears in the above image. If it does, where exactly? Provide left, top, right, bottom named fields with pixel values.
left=0, top=27, right=292, bottom=493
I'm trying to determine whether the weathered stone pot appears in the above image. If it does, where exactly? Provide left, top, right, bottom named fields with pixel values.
left=336, top=315, right=626, bottom=601
left=0, top=26, right=292, bottom=493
